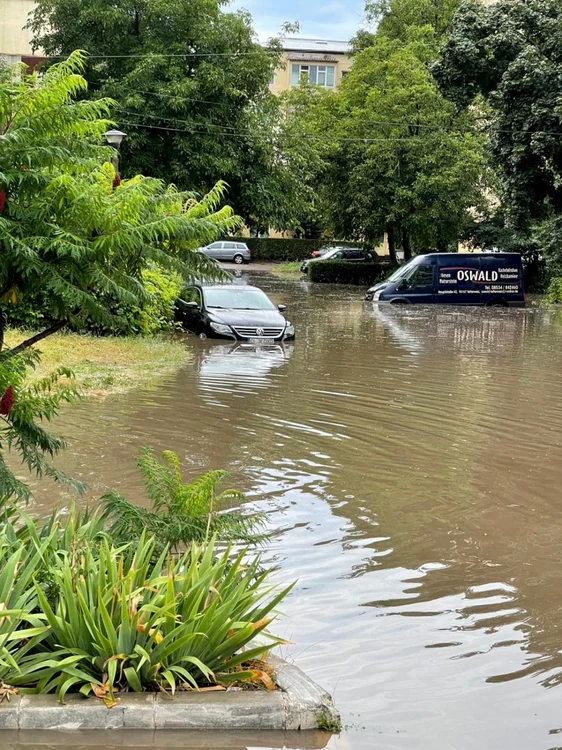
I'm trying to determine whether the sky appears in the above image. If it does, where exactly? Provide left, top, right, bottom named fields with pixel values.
left=228, top=0, right=367, bottom=42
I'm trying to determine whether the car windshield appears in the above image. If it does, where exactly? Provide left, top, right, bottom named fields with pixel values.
left=203, top=288, right=276, bottom=310
left=387, top=259, right=420, bottom=282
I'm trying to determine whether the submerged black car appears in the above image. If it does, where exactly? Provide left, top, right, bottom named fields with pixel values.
left=175, top=283, right=295, bottom=341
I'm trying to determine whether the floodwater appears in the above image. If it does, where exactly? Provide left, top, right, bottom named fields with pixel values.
left=15, top=275, right=562, bottom=750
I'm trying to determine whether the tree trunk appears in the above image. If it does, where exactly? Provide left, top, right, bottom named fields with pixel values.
left=402, top=227, right=412, bottom=261
left=387, top=223, right=397, bottom=265
left=3, top=320, right=68, bottom=359
left=0, top=310, right=5, bottom=352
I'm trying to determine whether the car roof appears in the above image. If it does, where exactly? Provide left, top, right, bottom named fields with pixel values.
left=419, top=252, right=520, bottom=258
left=194, top=283, right=262, bottom=292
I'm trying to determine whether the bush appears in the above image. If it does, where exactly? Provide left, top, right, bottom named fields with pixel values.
left=308, top=261, right=394, bottom=285
left=0, top=526, right=291, bottom=703
left=546, top=276, right=562, bottom=302
left=5, top=265, right=182, bottom=337
left=228, top=237, right=327, bottom=262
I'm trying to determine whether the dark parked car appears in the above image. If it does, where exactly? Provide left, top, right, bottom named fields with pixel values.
left=175, top=283, right=295, bottom=341
left=301, top=247, right=374, bottom=273
left=310, top=246, right=334, bottom=258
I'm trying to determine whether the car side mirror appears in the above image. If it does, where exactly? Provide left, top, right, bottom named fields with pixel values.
left=397, top=280, right=408, bottom=292
left=278, top=304, right=287, bottom=312
left=184, top=301, right=199, bottom=309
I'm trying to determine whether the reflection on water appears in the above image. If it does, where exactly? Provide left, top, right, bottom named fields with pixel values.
left=22, top=281, right=562, bottom=749
left=0, top=729, right=330, bottom=750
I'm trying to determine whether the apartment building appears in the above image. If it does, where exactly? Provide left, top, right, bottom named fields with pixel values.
left=270, top=38, right=352, bottom=95
left=0, top=0, right=45, bottom=68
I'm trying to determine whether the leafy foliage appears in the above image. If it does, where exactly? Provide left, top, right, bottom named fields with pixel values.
left=434, top=0, right=562, bottom=253
left=0, top=51, right=239, bottom=499
left=365, top=0, right=462, bottom=45
left=546, top=277, right=562, bottom=304
left=27, top=0, right=312, bottom=231
left=288, top=38, right=488, bottom=258
left=308, top=262, right=394, bottom=285
left=101, top=448, right=265, bottom=554
left=0, top=349, right=82, bottom=502
left=5, top=265, right=183, bottom=337
left=0, top=514, right=290, bottom=702
left=0, top=51, right=239, bottom=347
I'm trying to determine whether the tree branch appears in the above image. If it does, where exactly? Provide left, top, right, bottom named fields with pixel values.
left=4, top=320, right=69, bottom=358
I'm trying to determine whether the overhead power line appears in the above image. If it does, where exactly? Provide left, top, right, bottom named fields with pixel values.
left=117, top=118, right=464, bottom=143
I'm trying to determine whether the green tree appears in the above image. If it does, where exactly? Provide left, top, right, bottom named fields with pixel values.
left=288, top=34, right=487, bottom=259
left=0, top=52, right=237, bottom=500
left=434, top=0, right=562, bottom=260
left=0, top=52, right=238, bottom=351
left=365, top=0, right=462, bottom=44
left=28, top=0, right=307, bottom=231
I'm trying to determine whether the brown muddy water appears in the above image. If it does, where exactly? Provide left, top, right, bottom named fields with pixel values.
left=15, top=274, right=562, bottom=750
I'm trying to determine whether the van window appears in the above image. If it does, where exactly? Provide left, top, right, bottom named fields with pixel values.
left=405, top=265, right=434, bottom=289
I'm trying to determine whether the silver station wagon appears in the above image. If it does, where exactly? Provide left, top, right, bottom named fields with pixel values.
left=199, top=241, right=252, bottom=265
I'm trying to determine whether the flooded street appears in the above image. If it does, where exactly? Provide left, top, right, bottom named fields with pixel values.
left=23, top=274, right=562, bottom=749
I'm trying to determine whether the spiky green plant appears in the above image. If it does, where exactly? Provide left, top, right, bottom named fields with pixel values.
left=101, top=448, right=265, bottom=554
left=0, top=533, right=292, bottom=703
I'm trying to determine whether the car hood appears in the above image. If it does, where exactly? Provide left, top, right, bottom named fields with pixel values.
left=207, top=308, right=287, bottom=327
left=367, top=281, right=390, bottom=293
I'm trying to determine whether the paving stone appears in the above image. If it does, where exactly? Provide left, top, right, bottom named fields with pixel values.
left=154, top=691, right=286, bottom=730
left=0, top=696, right=20, bottom=729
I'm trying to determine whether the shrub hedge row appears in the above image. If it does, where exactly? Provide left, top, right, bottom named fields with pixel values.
left=308, top=261, right=394, bottom=285
left=227, top=237, right=327, bottom=261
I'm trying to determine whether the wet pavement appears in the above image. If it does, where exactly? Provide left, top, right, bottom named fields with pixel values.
left=17, top=274, right=562, bottom=749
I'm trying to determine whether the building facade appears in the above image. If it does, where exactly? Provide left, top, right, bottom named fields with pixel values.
left=0, top=0, right=45, bottom=68
left=270, top=38, right=352, bottom=95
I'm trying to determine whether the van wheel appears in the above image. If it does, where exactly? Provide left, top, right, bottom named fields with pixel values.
left=233, top=254, right=244, bottom=265
left=390, top=299, right=408, bottom=305
left=487, top=300, right=507, bottom=307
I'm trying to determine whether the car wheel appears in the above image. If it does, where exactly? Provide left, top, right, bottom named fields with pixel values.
left=233, top=254, right=244, bottom=265
left=199, top=332, right=208, bottom=340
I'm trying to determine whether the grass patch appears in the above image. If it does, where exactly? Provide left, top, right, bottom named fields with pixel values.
left=4, top=330, right=189, bottom=397
left=270, top=262, right=303, bottom=281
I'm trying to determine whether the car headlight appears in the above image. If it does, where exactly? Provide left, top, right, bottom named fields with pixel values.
left=210, top=322, right=232, bottom=334
left=285, top=322, right=295, bottom=337
left=373, top=290, right=383, bottom=301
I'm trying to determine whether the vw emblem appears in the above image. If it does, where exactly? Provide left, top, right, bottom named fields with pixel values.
left=256, top=328, right=265, bottom=336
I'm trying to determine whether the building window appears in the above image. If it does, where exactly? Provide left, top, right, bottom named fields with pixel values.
left=291, top=64, right=336, bottom=88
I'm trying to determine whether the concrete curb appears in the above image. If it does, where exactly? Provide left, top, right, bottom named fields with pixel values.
left=0, top=657, right=340, bottom=732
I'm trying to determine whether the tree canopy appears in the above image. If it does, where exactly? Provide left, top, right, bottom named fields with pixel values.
left=434, top=0, right=562, bottom=259
left=28, top=0, right=308, bottom=232
left=286, top=1, right=487, bottom=258
left=0, top=52, right=237, bottom=499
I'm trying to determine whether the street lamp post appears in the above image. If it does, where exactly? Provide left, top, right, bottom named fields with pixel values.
left=103, top=129, right=126, bottom=172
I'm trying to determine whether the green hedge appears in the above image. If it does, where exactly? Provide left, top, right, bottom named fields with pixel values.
left=308, top=261, right=394, bottom=285
left=227, top=237, right=327, bottom=261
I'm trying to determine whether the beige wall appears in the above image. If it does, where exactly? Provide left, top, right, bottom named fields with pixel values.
left=0, top=0, right=36, bottom=56
left=270, top=51, right=353, bottom=95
